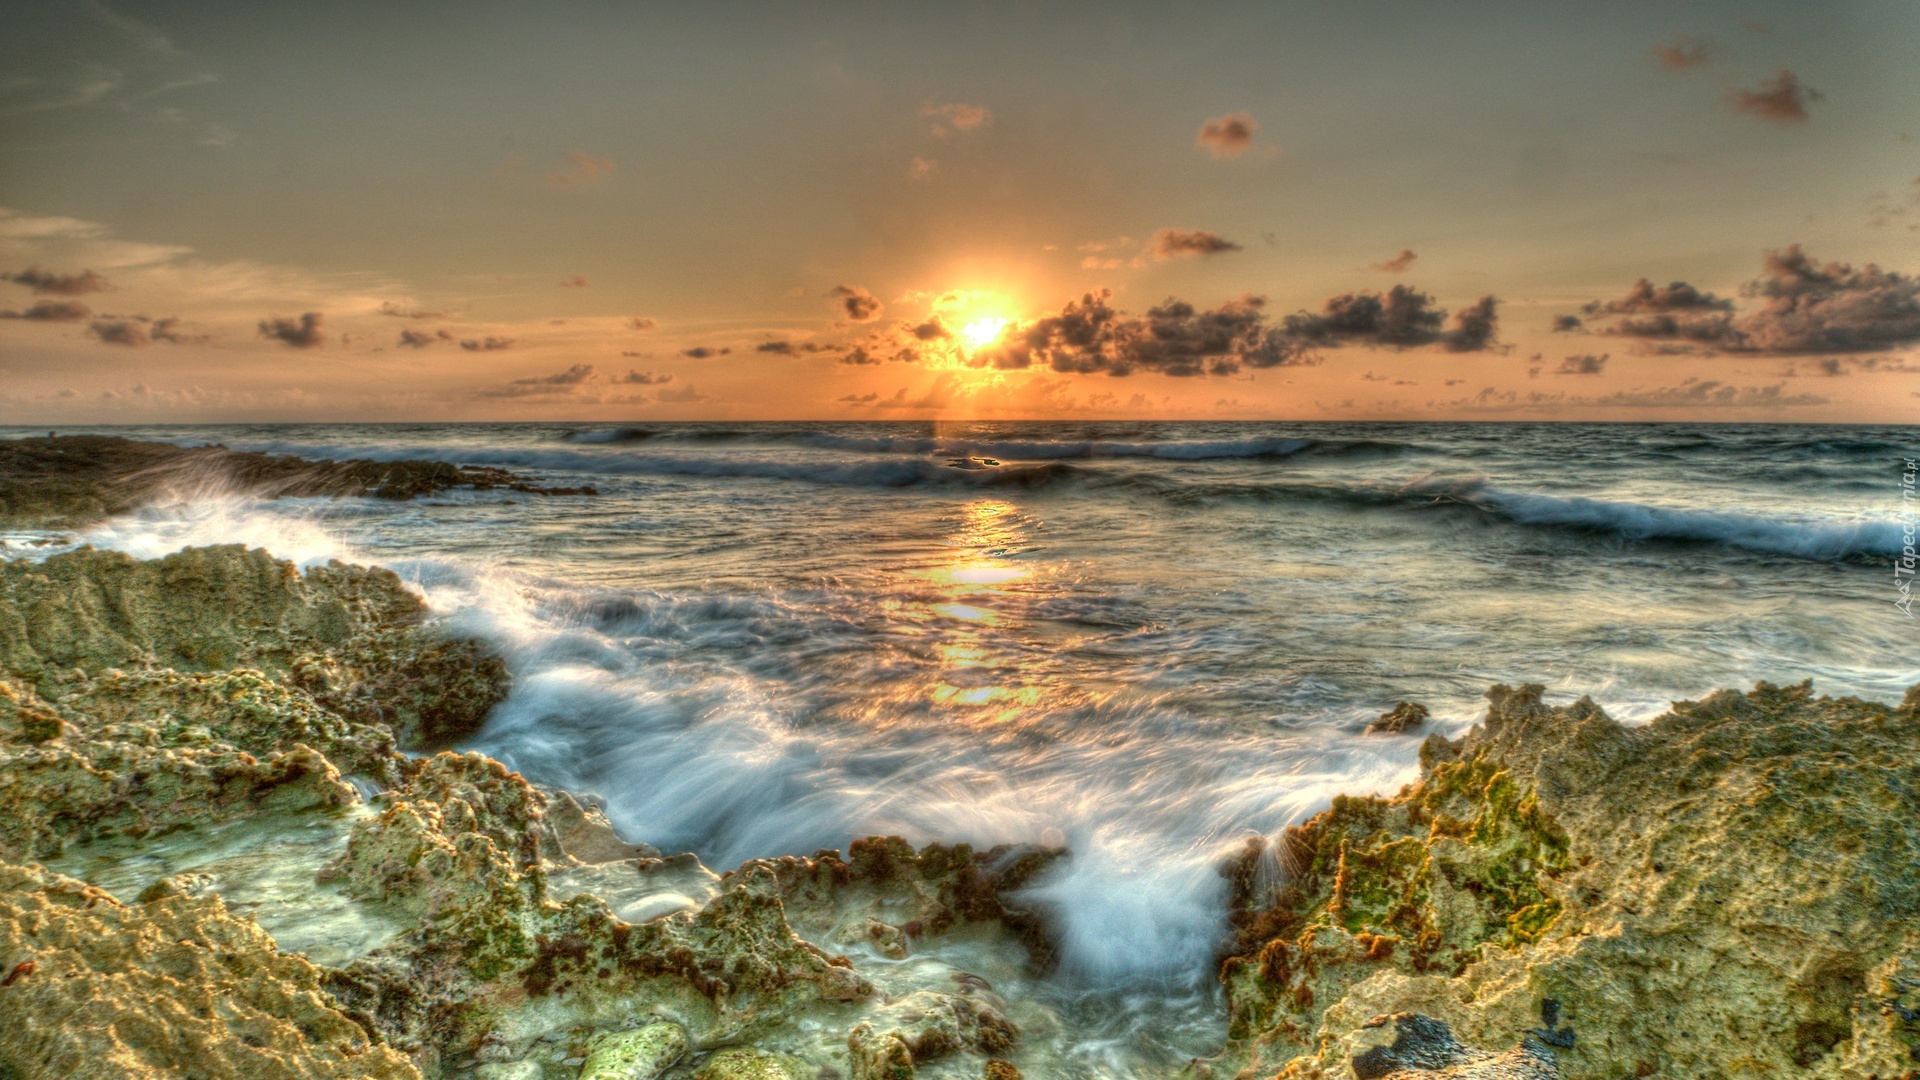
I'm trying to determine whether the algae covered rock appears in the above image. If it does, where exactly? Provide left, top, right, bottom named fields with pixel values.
left=1349, top=1012, right=1563, bottom=1079
left=578, top=1021, right=688, bottom=1079
left=1211, top=680, right=1920, bottom=1079
left=0, top=545, right=508, bottom=749
left=0, top=860, right=418, bottom=1079
left=693, top=1047, right=802, bottom=1079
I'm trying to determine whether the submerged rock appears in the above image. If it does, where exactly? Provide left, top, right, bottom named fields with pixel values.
left=1210, top=681, right=1920, bottom=1078
left=577, top=1022, right=688, bottom=1079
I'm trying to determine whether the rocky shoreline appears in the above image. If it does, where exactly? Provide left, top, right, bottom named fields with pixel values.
left=0, top=442, right=1915, bottom=1079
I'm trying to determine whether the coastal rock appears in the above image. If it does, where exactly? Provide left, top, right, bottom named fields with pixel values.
left=848, top=1021, right=916, bottom=1080
left=743, top=835, right=1065, bottom=970
left=0, top=860, right=418, bottom=1079
left=0, top=677, right=358, bottom=861
left=577, top=1022, right=688, bottom=1079
left=692, top=1048, right=803, bottom=1079
left=0, top=545, right=510, bottom=750
left=1348, top=1013, right=1562, bottom=1079
left=0, top=434, right=592, bottom=530
left=1211, top=680, right=1920, bottom=1078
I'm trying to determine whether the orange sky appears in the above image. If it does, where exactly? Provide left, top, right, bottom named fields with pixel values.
left=3, top=1, right=1918, bottom=423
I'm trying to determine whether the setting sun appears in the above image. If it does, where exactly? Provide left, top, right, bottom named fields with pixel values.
left=959, top=316, right=1010, bottom=349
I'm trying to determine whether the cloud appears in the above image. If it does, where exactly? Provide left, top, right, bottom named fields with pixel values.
left=1651, top=36, right=1712, bottom=71
left=0, top=300, right=91, bottom=321
left=1586, top=246, right=1920, bottom=353
left=460, top=336, right=515, bottom=351
left=1582, top=277, right=1737, bottom=344
left=924, top=102, right=990, bottom=135
left=379, top=301, right=449, bottom=319
left=908, top=156, right=938, bottom=180
left=627, top=316, right=657, bottom=331
left=257, top=312, right=325, bottom=347
left=1282, top=286, right=1499, bottom=353
left=615, top=370, right=671, bottom=384
left=475, top=364, right=597, bottom=398
left=755, top=340, right=838, bottom=355
left=838, top=392, right=881, bottom=405
left=1150, top=229, right=1242, bottom=260
left=1371, top=249, right=1418, bottom=273
left=1196, top=112, right=1257, bottom=158
left=2, top=266, right=109, bottom=295
left=1551, top=314, right=1584, bottom=332
left=545, top=152, right=615, bottom=187
left=819, top=285, right=1499, bottom=379
left=397, top=328, right=454, bottom=348
left=1556, top=353, right=1609, bottom=374
left=655, top=383, right=714, bottom=404
left=558, top=275, right=588, bottom=288
left=1728, top=70, right=1817, bottom=123
left=1443, top=379, right=1827, bottom=413
left=831, top=284, right=883, bottom=322
left=88, top=315, right=199, bottom=346
left=680, top=346, right=731, bottom=359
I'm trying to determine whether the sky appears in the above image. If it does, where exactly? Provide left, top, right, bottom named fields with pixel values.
left=3, top=0, right=1919, bottom=423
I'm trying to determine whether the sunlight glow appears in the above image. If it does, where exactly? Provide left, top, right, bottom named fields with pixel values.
left=959, top=316, right=1010, bottom=349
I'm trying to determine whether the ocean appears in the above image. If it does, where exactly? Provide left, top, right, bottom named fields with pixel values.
left=6, top=419, right=1915, bottom=1070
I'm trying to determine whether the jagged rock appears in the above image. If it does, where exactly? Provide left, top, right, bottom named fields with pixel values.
left=1210, top=681, right=1920, bottom=1078
left=0, top=433, right=592, bottom=530
left=577, top=1021, right=688, bottom=1079
left=0, top=545, right=508, bottom=750
left=0, top=676, right=359, bottom=861
left=742, top=835, right=1065, bottom=969
left=1367, top=702, right=1431, bottom=735
left=848, top=1020, right=916, bottom=1080
left=1349, top=1012, right=1566, bottom=1078
left=982, top=1060, right=1022, bottom=1080
left=0, top=860, right=418, bottom=1079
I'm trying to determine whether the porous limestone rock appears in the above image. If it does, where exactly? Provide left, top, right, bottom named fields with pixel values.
left=1209, top=680, right=1920, bottom=1079
left=691, top=1047, right=804, bottom=1079
left=577, top=1021, right=688, bottom=1079
left=0, top=860, right=418, bottom=1079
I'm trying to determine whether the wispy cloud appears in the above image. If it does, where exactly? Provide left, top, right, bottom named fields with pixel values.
left=1150, top=229, right=1242, bottom=260
left=1371, top=249, right=1417, bottom=273
left=924, top=102, right=991, bottom=135
left=1728, top=70, right=1817, bottom=123
left=545, top=152, right=616, bottom=187
left=830, top=284, right=883, bottom=322
left=1, top=300, right=91, bottom=321
left=1650, top=36, right=1712, bottom=71
left=2, top=266, right=110, bottom=295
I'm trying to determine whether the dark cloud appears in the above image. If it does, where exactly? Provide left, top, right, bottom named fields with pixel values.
left=89, top=316, right=198, bottom=346
left=838, top=392, right=881, bottom=405
left=476, top=364, right=598, bottom=397
left=1, top=300, right=91, bottom=321
left=831, top=284, right=883, bottom=322
left=911, top=317, right=952, bottom=340
left=460, top=336, right=515, bottom=351
left=755, top=339, right=838, bottom=354
left=1443, top=379, right=1827, bottom=413
left=1151, top=229, right=1242, bottom=260
left=1551, top=314, right=1584, bottom=332
left=680, top=346, right=731, bottom=359
left=2, top=266, right=109, bottom=295
left=1587, top=246, right=1920, bottom=353
left=627, top=316, right=658, bottom=331
left=257, top=312, right=325, bottom=348
left=1582, top=278, right=1737, bottom=343
left=378, top=301, right=449, bottom=319
left=823, top=285, right=1499, bottom=379
left=1196, top=112, right=1257, bottom=158
left=1650, top=36, right=1711, bottom=71
left=1729, top=70, right=1817, bottom=123
left=615, top=370, right=672, bottom=385
left=397, top=328, right=455, bottom=348
left=1371, top=249, right=1417, bottom=273
left=1557, top=353, right=1609, bottom=375
left=1282, top=285, right=1499, bottom=352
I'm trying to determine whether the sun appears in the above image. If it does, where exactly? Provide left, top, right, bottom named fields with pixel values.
left=959, top=316, right=1009, bottom=349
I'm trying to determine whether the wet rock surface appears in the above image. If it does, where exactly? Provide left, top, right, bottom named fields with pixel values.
left=3, top=538, right=1918, bottom=1080
left=0, top=434, right=593, bottom=529
left=1208, top=681, right=1920, bottom=1079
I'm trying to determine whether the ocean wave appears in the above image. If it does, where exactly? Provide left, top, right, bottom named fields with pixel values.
left=1471, top=486, right=1902, bottom=561
left=791, top=433, right=1407, bottom=461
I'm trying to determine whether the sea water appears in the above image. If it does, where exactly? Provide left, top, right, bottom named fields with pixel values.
left=8, top=419, right=1915, bottom=1070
